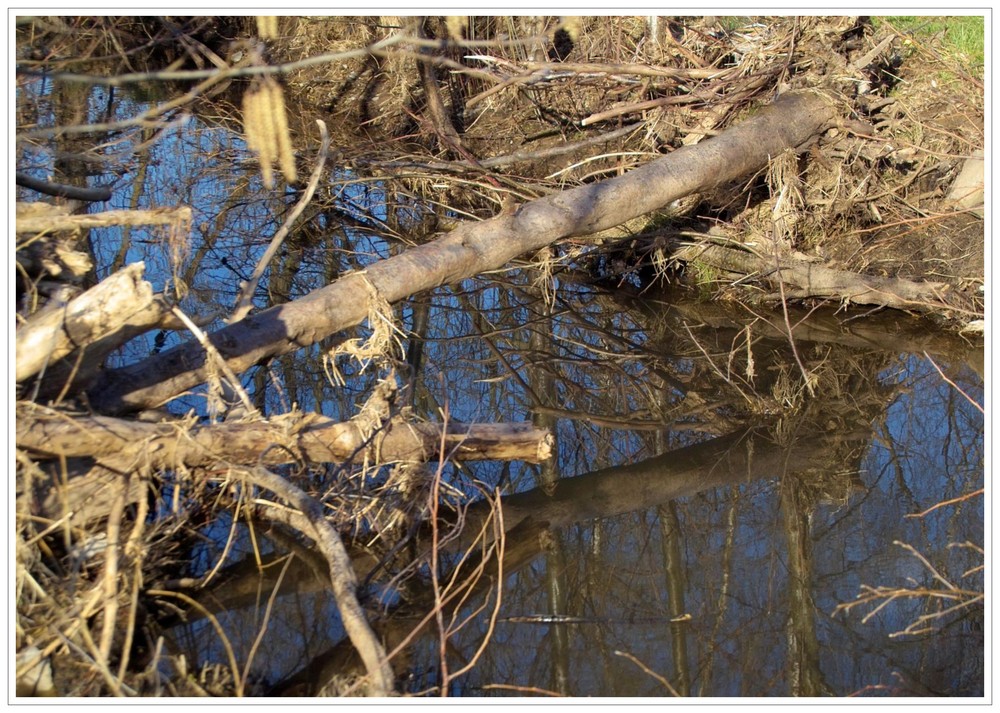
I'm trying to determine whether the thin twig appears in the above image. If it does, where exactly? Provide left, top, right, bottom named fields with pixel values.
left=70, top=625, right=133, bottom=696
left=614, top=650, right=681, bottom=696
left=17, top=32, right=549, bottom=87
left=147, top=588, right=244, bottom=696
left=922, top=351, right=984, bottom=414
left=97, top=471, right=128, bottom=662
left=771, top=182, right=815, bottom=397
left=480, top=683, right=564, bottom=696
left=168, top=305, right=257, bottom=419
left=230, top=120, right=331, bottom=323
left=448, top=489, right=505, bottom=680
left=894, top=540, right=957, bottom=592
left=430, top=406, right=450, bottom=696
left=240, top=555, right=293, bottom=694
left=905, top=488, right=984, bottom=518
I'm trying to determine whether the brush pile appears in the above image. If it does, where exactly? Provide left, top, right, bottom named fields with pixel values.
left=14, top=15, right=983, bottom=697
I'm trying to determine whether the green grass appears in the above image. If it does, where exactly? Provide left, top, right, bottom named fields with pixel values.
left=878, top=16, right=985, bottom=69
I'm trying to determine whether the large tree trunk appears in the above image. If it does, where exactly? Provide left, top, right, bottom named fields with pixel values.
left=87, top=90, right=836, bottom=414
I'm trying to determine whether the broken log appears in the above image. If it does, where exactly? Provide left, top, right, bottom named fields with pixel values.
left=16, top=263, right=155, bottom=382
left=87, top=90, right=837, bottom=414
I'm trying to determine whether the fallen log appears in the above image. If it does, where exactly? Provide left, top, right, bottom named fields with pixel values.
left=86, top=90, right=838, bottom=414
left=16, top=263, right=154, bottom=382
left=16, top=403, right=553, bottom=469
left=674, top=241, right=976, bottom=316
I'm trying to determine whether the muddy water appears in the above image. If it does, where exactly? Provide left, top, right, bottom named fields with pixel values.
left=161, top=274, right=984, bottom=698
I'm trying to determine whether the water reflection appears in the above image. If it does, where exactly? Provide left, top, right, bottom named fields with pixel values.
left=161, top=276, right=983, bottom=697
left=20, top=54, right=981, bottom=696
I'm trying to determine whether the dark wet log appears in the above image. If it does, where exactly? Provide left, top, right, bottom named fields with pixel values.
left=16, top=171, right=113, bottom=202
left=16, top=403, right=553, bottom=469
left=87, top=90, right=838, bottom=414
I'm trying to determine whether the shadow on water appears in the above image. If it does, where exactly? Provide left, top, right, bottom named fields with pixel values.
left=160, top=275, right=984, bottom=698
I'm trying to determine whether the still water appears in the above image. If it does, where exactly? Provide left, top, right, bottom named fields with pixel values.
left=160, top=272, right=984, bottom=697
left=19, top=83, right=983, bottom=696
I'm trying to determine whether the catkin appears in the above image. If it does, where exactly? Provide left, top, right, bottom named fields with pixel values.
left=256, top=16, right=279, bottom=39
left=242, top=79, right=276, bottom=188
left=271, top=81, right=297, bottom=184
left=239, top=39, right=297, bottom=189
left=445, top=16, right=466, bottom=41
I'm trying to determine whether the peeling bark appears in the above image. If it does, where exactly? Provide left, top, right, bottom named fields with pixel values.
left=16, top=263, right=155, bottom=382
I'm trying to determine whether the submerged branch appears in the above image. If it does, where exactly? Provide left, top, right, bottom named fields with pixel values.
left=674, top=241, right=977, bottom=317
left=237, top=465, right=394, bottom=695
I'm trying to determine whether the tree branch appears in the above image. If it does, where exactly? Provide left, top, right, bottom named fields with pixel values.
left=88, top=90, right=836, bottom=414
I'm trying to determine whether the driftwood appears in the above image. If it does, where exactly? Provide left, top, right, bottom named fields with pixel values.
left=16, top=403, right=553, bottom=469
left=86, top=90, right=838, bottom=414
left=16, top=263, right=156, bottom=382
left=674, top=241, right=970, bottom=315
left=15, top=206, right=191, bottom=235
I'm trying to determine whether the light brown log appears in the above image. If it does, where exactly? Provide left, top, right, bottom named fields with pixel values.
left=15, top=403, right=553, bottom=468
left=15, top=206, right=192, bottom=234
left=675, top=242, right=968, bottom=315
left=88, top=90, right=837, bottom=414
left=16, top=263, right=154, bottom=382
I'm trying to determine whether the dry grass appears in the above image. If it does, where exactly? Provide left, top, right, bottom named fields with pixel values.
left=14, top=15, right=984, bottom=697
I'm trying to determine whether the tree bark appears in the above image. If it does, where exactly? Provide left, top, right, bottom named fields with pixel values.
left=16, top=403, right=553, bottom=469
left=88, top=90, right=837, bottom=414
left=16, top=263, right=154, bottom=382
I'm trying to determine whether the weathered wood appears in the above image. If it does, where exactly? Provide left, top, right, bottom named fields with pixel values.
left=88, top=90, right=837, bottom=414
left=675, top=242, right=969, bottom=315
left=16, top=403, right=553, bottom=468
left=16, top=263, right=155, bottom=382
left=16, top=206, right=191, bottom=234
